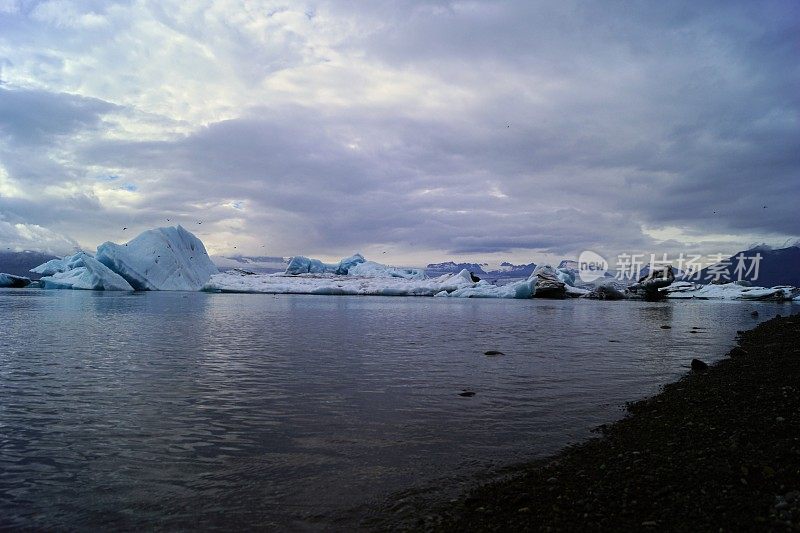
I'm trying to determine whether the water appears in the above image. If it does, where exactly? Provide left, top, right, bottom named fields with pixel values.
left=0, top=289, right=796, bottom=529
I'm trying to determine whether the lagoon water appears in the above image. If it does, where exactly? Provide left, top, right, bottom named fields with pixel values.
left=0, top=289, right=796, bottom=529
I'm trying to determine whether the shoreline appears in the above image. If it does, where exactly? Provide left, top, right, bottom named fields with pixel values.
left=381, top=313, right=800, bottom=531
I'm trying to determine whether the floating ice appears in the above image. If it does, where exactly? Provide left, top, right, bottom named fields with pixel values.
left=38, top=253, right=133, bottom=291
left=285, top=256, right=336, bottom=275
left=531, top=265, right=567, bottom=298
left=584, top=277, right=628, bottom=300
left=0, top=273, right=31, bottom=288
left=96, top=226, right=218, bottom=291
left=335, top=253, right=366, bottom=275
left=435, top=276, right=536, bottom=298
left=664, top=281, right=798, bottom=301
left=347, top=260, right=425, bottom=280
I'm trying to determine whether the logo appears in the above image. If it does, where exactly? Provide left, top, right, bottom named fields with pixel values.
left=578, top=250, right=608, bottom=282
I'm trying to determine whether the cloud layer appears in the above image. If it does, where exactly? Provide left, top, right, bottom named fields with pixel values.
left=0, top=1, right=798, bottom=264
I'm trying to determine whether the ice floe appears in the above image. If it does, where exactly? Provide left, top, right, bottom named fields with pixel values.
left=205, top=268, right=478, bottom=296
left=0, top=273, right=31, bottom=288
left=663, top=281, right=798, bottom=301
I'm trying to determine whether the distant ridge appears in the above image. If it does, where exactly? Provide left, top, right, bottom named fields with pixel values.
left=425, top=261, right=536, bottom=280
left=211, top=255, right=289, bottom=274
left=0, top=251, right=59, bottom=278
left=693, top=245, right=800, bottom=287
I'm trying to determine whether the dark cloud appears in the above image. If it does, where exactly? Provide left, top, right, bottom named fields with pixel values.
left=0, top=87, right=117, bottom=145
left=0, top=1, right=797, bottom=263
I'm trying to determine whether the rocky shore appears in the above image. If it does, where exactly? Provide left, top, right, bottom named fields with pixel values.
left=419, top=313, right=800, bottom=531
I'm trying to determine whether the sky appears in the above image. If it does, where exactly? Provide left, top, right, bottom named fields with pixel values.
left=0, top=0, right=798, bottom=267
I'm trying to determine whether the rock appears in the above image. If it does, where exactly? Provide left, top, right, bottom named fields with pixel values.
left=484, top=350, right=505, bottom=356
left=469, top=272, right=481, bottom=282
left=661, top=325, right=672, bottom=329
left=751, top=311, right=759, bottom=317
left=459, top=391, right=476, bottom=397
left=691, top=358, right=709, bottom=371
left=730, top=347, right=749, bottom=357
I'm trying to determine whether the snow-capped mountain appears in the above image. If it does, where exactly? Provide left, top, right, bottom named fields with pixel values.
left=693, top=245, right=800, bottom=286
left=212, top=255, right=289, bottom=274
left=0, top=250, right=59, bottom=278
left=425, top=262, right=489, bottom=278
left=425, top=261, right=536, bottom=280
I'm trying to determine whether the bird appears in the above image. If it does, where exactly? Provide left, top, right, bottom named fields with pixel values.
left=763, top=205, right=767, bottom=209
left=166, top=218, right=170, bottom=222
left=197, top=221, right=202, bottom=224
left=123, top=227, right=127, bottom=231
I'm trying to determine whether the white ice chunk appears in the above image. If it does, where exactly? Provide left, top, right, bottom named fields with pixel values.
left=30, top=253, right=84, bottom=276
left=39, top=253, right=133, bottom=290
left=95, top=226, right=217, bottom=291
left=664, top=281, right=798, bottom=300
left=436, top=277, right=536, bottom=298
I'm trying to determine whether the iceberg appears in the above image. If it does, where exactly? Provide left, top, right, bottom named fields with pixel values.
left=531, top=265, right=567, bottom=299
left=335, top=253, right=366, bottom=275
left=628, top=265, right=675, bottom=298
left=95, top=226, right=218, bottom=291
left=285, top=256, right=337, bottom=275
left=663, top=281, right=798, bottom=301
left=0, top=273, right=31, bottom=288
left=347, top=260, right=425, bottom=280
left=435, top=276, right=536, bottom=299
left=37, top=253, right=133, bottom=291
left=584, top=278, right=628, bottom=300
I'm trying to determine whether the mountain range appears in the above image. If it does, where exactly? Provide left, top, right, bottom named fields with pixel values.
left=425, top=261, right=537, bottom=280
left=0, top=251, right=59, bottom=278
left=693, top=245, right=800, bottom=287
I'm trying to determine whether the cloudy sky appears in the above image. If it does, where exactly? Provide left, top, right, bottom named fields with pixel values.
left=0, top=0, right=798, bottom=266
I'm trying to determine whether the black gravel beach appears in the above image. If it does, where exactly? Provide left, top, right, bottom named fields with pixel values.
left=404, top=313, right=800, bottom=531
